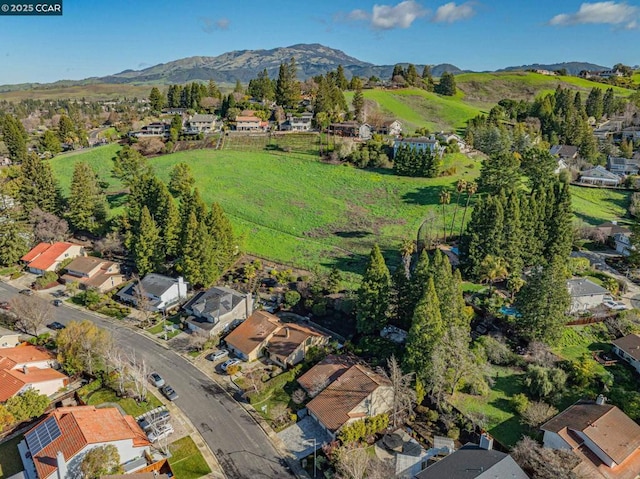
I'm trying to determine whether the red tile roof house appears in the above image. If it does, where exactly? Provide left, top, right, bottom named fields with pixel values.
left=304, top=362, right=393, bottom=439
left=21, top=242, right=85, bottom=275
left=0, top=344, right=68, bottom=402
left=18, top=406, right=151, bottom=479
left=59, top=256, right=124, bottom=293
left=224, top=311, right=329, bottom=368
left=541, top=397, right=640, bottom=479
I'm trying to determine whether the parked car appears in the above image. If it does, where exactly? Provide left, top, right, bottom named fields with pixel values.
left=0, top=301, right=10, bottom=310
left=147, top=423, right=174, bottom=442
left=52, top=299, right=63, bottom=307
left=148, top=372, right=165, bottom=388
left=206, top=349, right=229, bottom=361
left=51, top=291, right=68, bottom=298
left=48, top=322, right=65, bottom=330
left=221, top=358, right=241, bottom=372
left=604, top=300, right=628, bottom=311
left=161, top=385, right=178, bottom=401
left=139, top=410, right=170, bottom=431
left=19, top=289, right=33, bottom=296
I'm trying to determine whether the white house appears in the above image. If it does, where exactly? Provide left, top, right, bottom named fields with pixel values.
left=578, top=166, right=621, bottom=187
left=19, top=406, right=151, bottom=479
left=612, top=334, right=640, bottom=374
left=183, top=286, right=253, bottom=336
left=187, top=114, right=218, bottom=133
left=0, top=326, right=21, bottom=348
left=393, top=137, right=445, bottom=158
left=21, top=242, right=85, bottom=275
left=281, top=113, right=313, bottom=131
left=117, top=274, right=188, bottom=312
left=567, top=278, right=609, bottom=313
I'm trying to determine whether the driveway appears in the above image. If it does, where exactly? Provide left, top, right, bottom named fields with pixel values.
left=277, top=416, right=331, bottom=461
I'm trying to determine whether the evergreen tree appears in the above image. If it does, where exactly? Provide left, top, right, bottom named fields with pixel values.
left=514, top=257, right=570, bottom=344
left=167, top=84, right=183, bottom=108
left=133, top=206, right=162, bottom=277
left=602, top=87, right=615, bottom=117
left=168, top=162, right=195, bottom=198
left=585, top=87, right=603, bottom=119
left=391, top=266, right=413, bottom=330
left=1, top=114, right=28, bottom=162
left=19, top=152, right=62, bottom=214
left=405, top=64, right=419, bottom=86
left=0, top=221, right=29, bottom=266
left=391, top=64, right=405, bottom=81
left=247, top=69, right=275, bottom=101
left=421, top=65, right=435, bottom=91
left=410, top=249, right=431, bottom=307
left=206, top=202, right=235, bottom=270
left=112, top=146, right=152, bottom=187
left=176, top=211, right=202, bottom=285
left=195, top=218, right=218, bottom=287
left=544, top=180, right=573, bottom=261
left=573, top=91, right=583, bottom=115
left=429, top=249, right=464, bottom=325
left=335, top=65, right=348, bottom=90
left=154, top=182, right=180, bottom=258
left=67, top=162, right=107, bottom=233
left=404, top=278, right=443, bottom=381
left=57, top=114, right=77, bottom=144
left=478, top=152, right=521, bottom=194
left=40, top=130, right=62, bottom=156
left=436, top=72, right=457, bottom=96
left=352, top=81, right=365, bottom=123
left=149, top=87, right=165, bottom=113
left=207, top=79, right=221, bottom=99
left=275, top=57, right=300, bottom=108
left=356, top=245, right=391, bottom=334
left=520, top=147, right=558, bottom=189
left=502, top=191, right=524, bottom=276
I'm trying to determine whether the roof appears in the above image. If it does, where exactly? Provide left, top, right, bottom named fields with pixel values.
left=236, top=116, right=261, bottom=122
left=395, top=137, right=437, bottom=144
left=297, top=354, right=357, bottom=394
left=541, top=400, right=640, bottom=465
left=306, top=364, right=390, bottom=433
left=612, top=334, right=640, bottom=362
left=190, top=114, right=216, bottom=122
left=21, top=242, right=82, bottom=271
left=64, top=256, right=114, bottom=275
left=597, top=222, right=632, bottom=236
left=580, top=166, right=620, bottom=181
left=550, top=145, right=579, bottom=158
left=0, top=367, right=67, bottom=401
left=183, top=286, right=245, bottom=318
left=266, top=323, right=326, bottom=363
left=28, top=406, right=150, bottom=479
left=567, top=278, right=609, bottom=297
left=224, top=311, right=280, bottom=356
left=415, top=444, right=528, bottom=479
left=0, top=344, right=55, bottom=364
left=121, top=273, right=182, bottom=298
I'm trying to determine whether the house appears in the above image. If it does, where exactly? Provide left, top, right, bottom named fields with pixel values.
left=187, top=114, right=217, bottom=133
left=132, top=122, right=170, bottom=138
left=550, top=144, right=579, bottom=161
left=305, top=363, right=393, bottom=438
left=621, top=127, right=640, bottom=142
left=596, top=221, right=633, bottom=256
left=19, top=406, right=151, bottom=479
left=0, top=326, right=21, bottom=348
left=21, top=242, right=85, bottom=275
left=183, top=286, right=253, bottom=336
left=535, top=69, right=557, bottom=76
left=567, top=278, right=610, bottom=313
left=436, top=132, right=467, bottom=150
left=297, top=354, right=358, bottom=397
left=235, top=115, right=264, bottom=131
left=161, top=107, right=187, bottom=116
left=608, top=156, right=640, bottom=176
left=59, top=256, right=124, bottom=293
left=612, top=334, right=640, bottom=374
left=224, top=311, right=329, bottom=367
left=116, top=274, right=188, bottom=312
left=376, top=120, right=403, bottom=137
left=376, top=428, right=430, bottom=479
left=0, top=344, right=68, bottom=401
left=541, top=397, right=640, bottom=479
left=393, top=137, right=445, bottom=158
left=579, top=166, right=621, bottom=187
left=327, top=122, right=372, bottom=140
left=280, top=113, right=313, bottom=132
left=415, top=435, right=528, bottom=479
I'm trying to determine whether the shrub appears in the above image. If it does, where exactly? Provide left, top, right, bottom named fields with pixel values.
left=477, top=336, right=514, bottom=365
left=35, top=271, right=58, bottom=289
left=521, top=401, right=558, bottom=429
left=446, top=426, right=460, bottom=440
left=338, top=413, right=389, bottom=444
left=226, top=364, right=241, bottom=375
left=524, top=365, right=567, bottom=399
left=511, top=393, right=530, bottom=415
left=284, top=290, right=301, bottom=309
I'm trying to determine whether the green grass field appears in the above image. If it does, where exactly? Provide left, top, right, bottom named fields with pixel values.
left=51, top=144, right=123, bottom=194
left=569, top=185, right=632, bottom=225
left=0, top=435, right=24, bottom=479
left=80, top=386, right=162, bottom=417
left=168, top=436, right=212, bottom=479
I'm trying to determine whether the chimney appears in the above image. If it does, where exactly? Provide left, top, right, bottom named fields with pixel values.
left=23, top=365, right=28, bottom=375
left=596, top=394, right=606, bottom=405
left=479, top=433, right=493, bottom=451
left=56, top=451, right=68, bottom=479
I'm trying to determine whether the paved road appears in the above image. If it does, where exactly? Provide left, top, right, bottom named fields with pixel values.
left=0, top=282, right=294, bottom=479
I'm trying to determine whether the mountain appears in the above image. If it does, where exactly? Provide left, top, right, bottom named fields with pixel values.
left=497, top=61, right=609, bottom=76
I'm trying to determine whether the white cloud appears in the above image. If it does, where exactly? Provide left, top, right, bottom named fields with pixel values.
left=433, top=2, right=476, bottom=23
left=549, top=1, right=639, bottom=29
left=199, top=17, right=230, bottom=33
left=371, top=1, right=428, bottom=29
left=346, top=9, right=370, bottom=21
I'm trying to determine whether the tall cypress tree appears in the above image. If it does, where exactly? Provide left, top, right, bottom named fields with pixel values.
left=155, top=183, right=180, bottom=258
left=391, top=266, right=413, bottom=330
left=206, top=202, right=235, bottom=270
left=410, top=250, right=431, bottom=310
left=176, top=212, right=201, bottom=285
left=19, top=152, right=62, bottom=215
left=133, top=207, right=162, bottom=277
left=585, top=87, right=603, bottom=119
left=0, top=221, right=29, bottom=266
left=356, top=244, right=391, bottom=334
left=502, top=191, right=524, bottom=276
left=67, top=162, right=107, bottom=233
left=545, top=180, right=573, bottom=262
left=1, top=114, right=28, bottom=162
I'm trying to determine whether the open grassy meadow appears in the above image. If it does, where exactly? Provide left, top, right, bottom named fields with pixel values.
left=0, top=83, right=153, bottom=101
left=569, top=185, right=632, bottom=225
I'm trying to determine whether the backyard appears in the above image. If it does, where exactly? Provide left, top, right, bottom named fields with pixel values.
left=168, top=436, right=212, bottom=479
left=0, top=435, right=24, bottom=479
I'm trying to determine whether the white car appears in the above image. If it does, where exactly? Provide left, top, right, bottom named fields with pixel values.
left=221, top=358, right=241, bottom=372
left=206, top=349, right=229, bottom=361
left=603, top=300, right=628, bottom=311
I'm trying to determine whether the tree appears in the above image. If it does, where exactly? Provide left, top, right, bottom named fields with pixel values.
left=378, top=355, right=415, bottom=427
left=112, top=146, right=152, bottom=187
left=478, top=152, right=521, bottom=194
left=0, top=221, right=29, bottom=266
left=19, top=152, right=62, bottom=215
left=602, top=87, right=615, bottom=117
left=80, top=444, right=123, bottom=479
left=352, top=81, right=365, bottom=123
left=127, top=352, right=149, bottom=402
left=521, top=401, right=558, bottom=429
left=67, top=162, right=107, bottom=233
left=333, top=446, right=393, bottom=479
left=335, top=64, right=349, bottom=90
left=436, top=72, right=457, bottom=96
left=94, top=231, right=123, bottom=259
left=356, top=245, right=390, bottom=334
left=524, top=365, right=567, bottom=399
left=132, top=206, right=162, bottom=277
left=9, top=295, right=53, bottom=336
left=439, top=188, right=451, bottom=243
left=459, top=181, right=477, bottom=238
left=479, top=254, right=508, bottom=292
left=32, top=208, right=69, bottom=243
left=132, top=279, right=154, bottom=327
left=512, top=436, right=580, bottom=479
left=1, top=114, right=28, bottom=162
left=168, top=162, right=195, bottom=198
left=585, top=87, right=603, bottom=119
left=275, top=57, right=300, bottom=108
left=248, top=69, right=275, bottom=101
left=149, top=87, right=165, bottom=113
left=0, top=404, right=14, bottom=431
left=5, top=389, right=49, bottom=422
left=56, top=320, right=112, bottom=375
left=40, top=130, right=62, bottom=156
left=57, top=114, right=77, bottom=144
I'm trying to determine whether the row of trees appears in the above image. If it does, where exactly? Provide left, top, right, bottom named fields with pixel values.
left=393, top=144, right=442, bottom=177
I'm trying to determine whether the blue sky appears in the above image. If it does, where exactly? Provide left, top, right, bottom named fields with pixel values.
left=0, top=0, right=639, bottom=84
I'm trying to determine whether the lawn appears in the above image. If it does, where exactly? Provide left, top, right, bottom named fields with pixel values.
left=168, top=436, right=212, bottom=479
left=450, top=365, right=527, bottom=447
left=50, top=143, right=122, bottom=195
left=553, top=323, right=611, bottom=364
left=0, top=435, right=24, bottom=479
left=569, top=185, right=632, bottom=225
left=80, top=385, right=162, bottom=417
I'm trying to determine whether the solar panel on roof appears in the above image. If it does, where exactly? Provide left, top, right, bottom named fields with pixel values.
left=25, top=416, right=62, bottom=455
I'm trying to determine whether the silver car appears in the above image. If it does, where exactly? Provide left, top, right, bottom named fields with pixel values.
left=148, top=372, right=165, bottom=387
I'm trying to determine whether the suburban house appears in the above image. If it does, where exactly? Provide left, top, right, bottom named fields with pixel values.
left=21, top=242, right=85, bottom=275
left=297, top=354, right=358, bottom=397
left=305, top=363, right=393, bottom=439
left=235, top=115, right=265, bottom=131
left=60, top=256, right=124, bottom=293
left=280, top=113, right=313, bottom=131
left=187, top=114, right=218, bottom=133
left=132, top=122, right=170, bottom=138
left=393, top=137, right=445, bottom=158
left=18, top=406, right=151, bottom=479
left=567, top=278, right=610, bottom=313
left=183, top=286, right=253, bottom=336
left=0, top=326, right=21, bottom=348
left=161, top=107, right=187, bottom=116
left=596, top=221, right=633, bottom=256
left=414, top=435, right=528, bottom=479
left=621, top=127, right=640, bottom=142
left=578, top=166, right=621, bottom=187
left=117, top=274, right=188, bottom=312
left=608, top=156, right=640, bottom=176
left=612, top=334, right=640, bottom=374
left=224, top=311, right=329, bottom=368
left=580, top=69, right=623, bottom=80
left=0, top=344, right=68, bottom=402
left=327, top=121, right=372, bottom=140
left=550, top=144, right=579, bottom=161
left=375, top=120, right=403, bottom=137
left=436, top=132, right=467, bottom=150
left=541, top=397, right=640, bottom=479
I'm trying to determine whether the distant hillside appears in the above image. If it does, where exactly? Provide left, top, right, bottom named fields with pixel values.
left=497, top=62, right=609, bottom=76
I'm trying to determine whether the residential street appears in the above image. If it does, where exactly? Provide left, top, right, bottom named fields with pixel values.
left=0, top=281, right=294, bottom=479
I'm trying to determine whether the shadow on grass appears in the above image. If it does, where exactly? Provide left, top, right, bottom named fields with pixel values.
left=488, top=416, right=527, bottom=447
left=107, top=192, right=128, bottom=209
left=574, top=211, right=610, bottom=226
left=320, top=246, right=401, bottom=276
